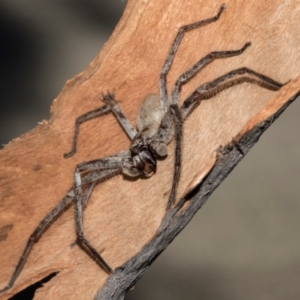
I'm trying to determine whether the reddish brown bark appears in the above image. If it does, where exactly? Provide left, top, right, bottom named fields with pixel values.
left=1, top=0, right=300, bottom=299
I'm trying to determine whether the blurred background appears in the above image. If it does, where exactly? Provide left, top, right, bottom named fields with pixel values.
left=1, top=1, right=299, bottom=299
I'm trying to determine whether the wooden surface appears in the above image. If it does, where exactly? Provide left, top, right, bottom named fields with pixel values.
left=0, top=0, right=300, bottom=299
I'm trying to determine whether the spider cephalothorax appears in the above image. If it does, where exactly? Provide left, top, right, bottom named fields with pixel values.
left=0, top=4, right=284, bottom=295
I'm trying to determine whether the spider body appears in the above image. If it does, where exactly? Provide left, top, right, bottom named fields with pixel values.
left=0, top=4, right=284, bottom=295
left=125, top=94, right=170, bottom=177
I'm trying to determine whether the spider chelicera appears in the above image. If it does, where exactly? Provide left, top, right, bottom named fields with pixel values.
left=0, top=4, right=283, bottom=294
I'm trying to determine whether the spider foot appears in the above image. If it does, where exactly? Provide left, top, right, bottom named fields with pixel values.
left=242, top=41, right=251, bottom=51
left=0, top=285, right=10, bottom=294
left=64, top=150, right=76, bottom=159
left=219, top=3, right=227, bottom=15
left=101, top=90, right=118, bottom=105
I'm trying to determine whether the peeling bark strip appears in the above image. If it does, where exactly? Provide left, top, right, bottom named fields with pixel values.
left=1, top=0, right=300, bottom=299
left=95, top=90, right=300, bottom=300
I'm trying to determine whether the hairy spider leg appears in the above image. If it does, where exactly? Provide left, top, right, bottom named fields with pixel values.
left=64, top=105, right=111, bottom=158
left=165, top=45, right=256, bottom=203
left=163, top=67, right=283, bottom=208
left=164, top=67, right=283, bottom=209
left=180, top=67, right=284, bottom=119
left=171, top=42, right=251, bottom=105
left=158, top=3, right=242, bottom=209
left=166, top=105, right=183, bottom=209
left=159, top=4, right=226, bottom=113
left=0, top=193, right=73, bottom=294
left=101, top=93, right=137, bottom=140
left=0, top=156, right=125, bottom=294
left=72, top=152, right=133, bottom=274
left=64, top=93, right=136, bottom=159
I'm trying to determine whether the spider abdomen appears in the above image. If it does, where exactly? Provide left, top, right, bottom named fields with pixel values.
left=136, top=94, right=164, bottom=138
